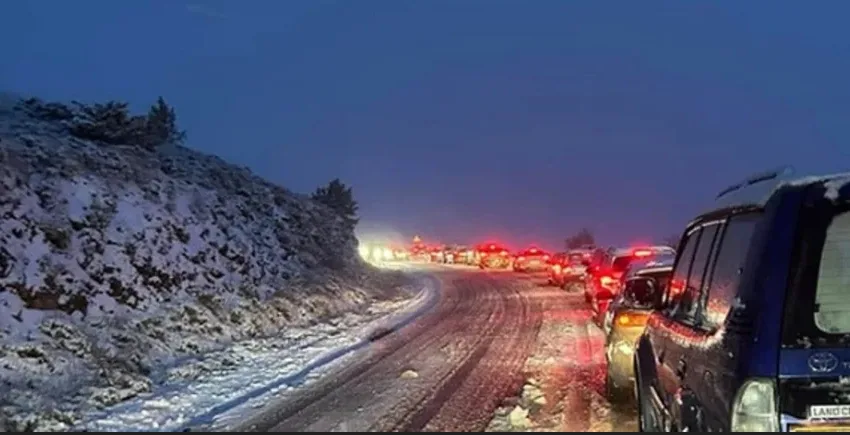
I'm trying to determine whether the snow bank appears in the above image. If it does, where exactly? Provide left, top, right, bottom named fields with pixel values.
left=0, top=94, right=414, bottom=431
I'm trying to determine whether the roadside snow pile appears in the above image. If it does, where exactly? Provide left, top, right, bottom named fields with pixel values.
left=0, top=94, right=414, bottom=431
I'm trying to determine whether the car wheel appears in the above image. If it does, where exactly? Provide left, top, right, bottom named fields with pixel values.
left=635, top=368, right=659, bottom=432
left=605, top=370, right=626, bottom=404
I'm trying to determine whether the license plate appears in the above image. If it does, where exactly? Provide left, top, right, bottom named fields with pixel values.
left=810, top=405, right=850, bottom=420
left=791, top=424, right=850, bottom=432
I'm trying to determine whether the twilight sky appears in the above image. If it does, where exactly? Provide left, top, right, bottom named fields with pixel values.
left=3, top=0, right=850, bottom=250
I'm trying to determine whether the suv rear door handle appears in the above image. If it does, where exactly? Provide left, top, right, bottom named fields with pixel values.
left=676, top=359, right=687, bottom=379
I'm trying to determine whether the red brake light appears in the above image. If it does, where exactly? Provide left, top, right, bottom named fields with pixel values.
left=517, top=256, right=526, bottom=262
left=553, top=264, right=562, bottom=274
left=500, top=250, right=508, bottom=256
left=633, top=249, right=653, bottom=258
left=490, top=244, right=496, bottom=250
left=600, top=275, right=617, bottom=287
left=530, top=248, right=537, bottom=253
left=543, top=255, right=550, bottom=261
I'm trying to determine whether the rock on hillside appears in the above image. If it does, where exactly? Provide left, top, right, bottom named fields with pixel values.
left=0, top=95, right=412, bottom=430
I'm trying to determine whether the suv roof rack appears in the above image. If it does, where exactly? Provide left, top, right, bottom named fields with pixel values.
left=714, top=166, right=796, bottom=209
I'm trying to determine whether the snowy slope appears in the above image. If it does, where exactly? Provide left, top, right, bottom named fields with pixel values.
left=0, top=94, right=413, bottom=431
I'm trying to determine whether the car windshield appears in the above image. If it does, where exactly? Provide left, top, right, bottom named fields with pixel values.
left=568, top=254, right=585, bottom=264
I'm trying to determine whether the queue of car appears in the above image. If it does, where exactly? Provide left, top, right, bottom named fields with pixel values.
left=368, top=167, right=850, bottom=432
left=567, top=167, right=850, bottom=432
left=424, top=167, right=850, bottom=432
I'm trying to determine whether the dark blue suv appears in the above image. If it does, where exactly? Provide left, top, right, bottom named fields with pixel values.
left=634, top=167, right=850, bottom=432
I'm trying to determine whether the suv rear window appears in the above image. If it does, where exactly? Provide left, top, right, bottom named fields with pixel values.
left=612, top=255, right=632, bottom=272
left=783, top=190, right=850, bottom=348
left=814, top=211, right=850, bottom=334
left=622, top=270, right=671, bottom=309
left=520, top=249, right=546, bottom=256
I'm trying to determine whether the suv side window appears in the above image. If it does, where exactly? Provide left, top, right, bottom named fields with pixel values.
left=669, top=224, right=721, bottom=323
left=664, top=228, right=700, bottom=315
left=702, top=213, right=760, bottom=328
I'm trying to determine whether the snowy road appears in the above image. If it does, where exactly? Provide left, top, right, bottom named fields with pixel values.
left=231, top=266, right=638, bottom=432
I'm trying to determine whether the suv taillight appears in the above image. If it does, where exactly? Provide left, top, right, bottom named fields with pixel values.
left=731, top=378, right=779, bottom=432
left=614, top=312, right=649, bottom=327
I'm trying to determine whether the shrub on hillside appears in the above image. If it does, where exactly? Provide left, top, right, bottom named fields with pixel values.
left=18, top=96, right=186, bottom=151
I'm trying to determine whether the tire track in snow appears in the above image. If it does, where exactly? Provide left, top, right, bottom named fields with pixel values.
left=234, top=268, right=541, bottom=432
left=237, top=271, right=500, bottom=432
left=387, top=277, right=509, bottom=432
left=416, top=274, right=542, bottom=432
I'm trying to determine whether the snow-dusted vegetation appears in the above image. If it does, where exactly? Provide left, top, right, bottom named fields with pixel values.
left=0, top=93, right=413, bottom=430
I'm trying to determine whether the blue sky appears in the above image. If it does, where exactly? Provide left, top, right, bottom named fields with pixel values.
left=4, top=1, right=850, bottom=250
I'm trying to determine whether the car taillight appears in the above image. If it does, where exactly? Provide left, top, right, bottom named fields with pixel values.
left=500, top=251, right=508, bottom=256
left=517, top=256, right=525, bottom=262
left=600, top=275, right=616, bottom=287
left=633, top=249, right=653, bottom=258
left=615, top=312, right=649, bottom=327
left=552, top=264, right=562, bottom=274
left=543, top=255, right=550, bottom=261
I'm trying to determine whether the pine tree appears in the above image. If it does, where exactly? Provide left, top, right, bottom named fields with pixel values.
left=144, top=96, right=186, bottom=149
left=565, top=228, right=596, bottom=249
left=312, top=178, right=359, bottom=230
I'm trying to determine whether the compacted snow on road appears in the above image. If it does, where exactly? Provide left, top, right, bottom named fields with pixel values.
left=486, top=282, right=638, bottom=432
left=226, top=267, right=636, bottom=433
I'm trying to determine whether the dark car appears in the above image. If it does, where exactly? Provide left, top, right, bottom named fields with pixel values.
left=512, top=247, right=550, bottom=272
left=548, top=250, right=592, bottom=289
left=602, top=259, right=673, bottom=402
left=583, top=246, right=675, bottom=325
left=448, top=246, right=474, bottom=265
left=547, top=252, right=569, bottom=286
left=561, top=249, right=593, bottom=286
left=634, top=167, right=850, bottom=432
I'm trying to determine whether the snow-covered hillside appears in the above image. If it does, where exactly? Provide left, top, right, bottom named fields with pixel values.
left=0, top=94, right=413, bottom=430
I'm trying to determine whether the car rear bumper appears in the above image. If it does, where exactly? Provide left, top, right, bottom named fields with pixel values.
left=481, top=257, right=511, bottom=268
left=514, top=263, right=548, bottom=271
